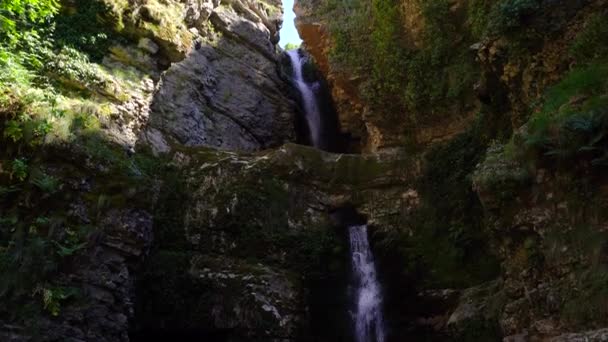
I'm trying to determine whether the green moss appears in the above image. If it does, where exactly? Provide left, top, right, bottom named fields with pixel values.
left=562, top=267, right=608, bottom=327
left=376, top=116, right=501, bottom=288
left=540, top=64, right=608, bottom=117
left=518, top=63, right=608, bottom=165
left=452, top=282, right=505, bottom=341
left=473, top=143, right=531, bottom=202
left=325, top=0, right=479, bottom=134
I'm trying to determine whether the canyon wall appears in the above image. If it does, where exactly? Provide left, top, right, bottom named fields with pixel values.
left=294, top=0, right=608, bottom=339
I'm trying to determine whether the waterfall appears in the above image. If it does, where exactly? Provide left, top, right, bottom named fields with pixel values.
left=349, top=225, right=386, bottom=342
left=286, top=49, right=323, bottom=149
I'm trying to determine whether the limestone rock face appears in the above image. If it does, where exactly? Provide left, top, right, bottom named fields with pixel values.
left=140, top=0, right=296, bottom=152
left=59, top=0, right=297, bottom=153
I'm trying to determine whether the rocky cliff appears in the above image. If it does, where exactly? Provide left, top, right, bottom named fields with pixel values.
left=2, top=0, right=608, bottom=341
left=0, top=0, right=303, bottom=340
left=294, top=0, right=608, bottom=340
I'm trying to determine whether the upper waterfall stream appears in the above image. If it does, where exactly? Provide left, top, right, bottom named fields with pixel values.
left=287, top=49, right=324, bottom=149
left=349, top=225, right=386, bottom=342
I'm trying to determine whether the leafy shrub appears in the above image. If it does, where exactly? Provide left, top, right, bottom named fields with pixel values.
left=44, top=47, right=109, bottom=90
left=0, top=0, right=59, bottom=46
left=3, top=119, right=23, bottom=142
left=36, top=286, right=78, bottom=316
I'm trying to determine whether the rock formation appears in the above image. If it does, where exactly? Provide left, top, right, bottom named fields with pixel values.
left=1, top=0, right=608, bottom=341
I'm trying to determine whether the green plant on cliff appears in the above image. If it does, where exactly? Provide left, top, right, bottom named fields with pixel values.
left=0, top=0, right=59, bottom=45
left=365, top=0, right=408, bottom=115
left=569, top=13, right=608, bottom=64
left=36, top=285, right=78, bottom=316
left=10, top=158, right=28, bottom=181
left=31, top=172, right=61, bottom=194
left=521, top=63, right=608, bottom=165
left=326, top=0, right=478, bottom=130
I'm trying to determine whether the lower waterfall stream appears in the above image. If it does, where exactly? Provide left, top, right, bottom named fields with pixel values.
left=349, top=225, right=386, bottom=342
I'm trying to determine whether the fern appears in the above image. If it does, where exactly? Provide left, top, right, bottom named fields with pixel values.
left=3, top=120, right=22, bottom=142
left=10, top=158, right=28, bottom=181
left=31, top=173, right=61, bottom=194
left=0, top=185, right=20, bottom=197
left=52, top=241, right=87, bottom=257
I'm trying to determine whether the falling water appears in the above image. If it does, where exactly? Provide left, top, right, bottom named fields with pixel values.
left=286, top=49, right=323, bottom=148
left=349, top=225, right=386, bottom=342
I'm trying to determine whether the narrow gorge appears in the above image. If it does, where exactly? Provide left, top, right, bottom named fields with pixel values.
left=1, top=0, right=608, bottom=341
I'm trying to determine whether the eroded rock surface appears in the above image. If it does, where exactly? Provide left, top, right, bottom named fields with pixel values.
left=144, top=0, right=296, bottom=152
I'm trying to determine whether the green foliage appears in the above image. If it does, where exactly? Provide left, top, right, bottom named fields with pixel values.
left=45, top=47, right=109, bottom=90
left=0, top=185, right=20, bottom=196
left=3, top=119, right=22, bottom=142
left=520, top=63, right=608, bottom=165
left=0, top=235, right=58, bottom=300
left=325, top=0, right=478, bottom=129
left=377, top=117, right=500, bottom=288
left=53, top=0, right=121, bottom=61
left=30, top=172, right=61, bottom=194
left=569, top=13, right=608, bottom=65
left=468, top=0, right=491, bottom=39
left=76, top=133, right=162, bottom=182
left=283, top=42, right=300, bottom=51
left=0, top=48, right=35, bottom=86
left=473, top=143, right=531, bottom=201
left=0, top=0, right=59, bottom=45
left=53, top=240, right=87, bottom=257
left=367, top=0, right=408, bottom=113
left=0, top=210, right=89, bottom=317
left=490, top=0, right=540, bottom=34
left=36, top=285, right=78, bottom=316
left=540, top=64, right=608, bottom=116
left=562, top=268, right=608, bottom=326
left=413, top=125, right=500, bottom=287
left=10, top=158, right=28, bottom=181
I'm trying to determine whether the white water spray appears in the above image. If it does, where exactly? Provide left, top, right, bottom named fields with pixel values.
left=349, top=225, right=386, bottom=342
left=286, top=49, right=323, bottom=148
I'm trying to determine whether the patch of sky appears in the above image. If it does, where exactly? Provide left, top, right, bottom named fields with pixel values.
left=279, top=0, right=303, bottom=48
